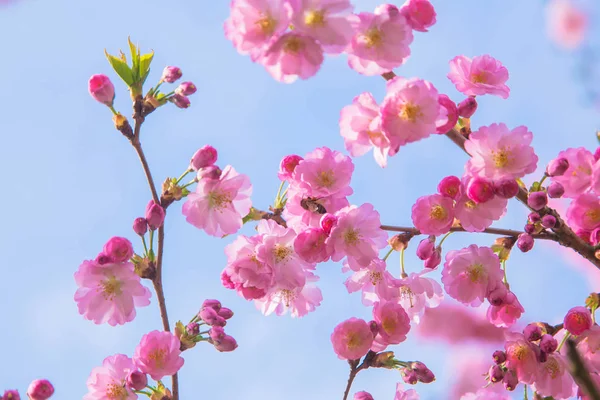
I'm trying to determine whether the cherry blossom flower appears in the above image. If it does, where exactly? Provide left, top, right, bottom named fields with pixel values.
left=283, top=187, right=350, bottom=232
left=455, top=190, right=507, bottom=232
left=331, top=317, right=374, bottom=360
left=371, top=301, right=411, bottom=351
left=504, top=332, right=539, bottom=384
left=291, top=146, right=354, bottom=197
left=531, top=353, right=574, bottom=399
left=344, top=258, right=390, bottom=304
left=546, top=0, right=587, bottom=50
left=411, top=194, right=455, bottom=236
left=564, top=306, right=593, bottom=335
left=400, top=0, right=436, bottom=32
left=83, top=354, right=138, bottom=400
left=133, top=331, right=185, bottom=381
left=394, top=382, right=420, bottom=400
left=255, top=273, right=323, bottom=317
left=260, top=32, right=325, bottom=83
left=567, top=193, right=600, bottom=233
left=294, top=227, right=331, bottom=263
left=486, top=291, right=524, bottom=328
left=551, top=147, right=595, bottom=198
left=390, top=272, right=443, bottom=323
left=447, top=55, right=510, bottom=98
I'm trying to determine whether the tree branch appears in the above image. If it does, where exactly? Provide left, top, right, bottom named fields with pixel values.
left=381, top=71, right=600, bottom=269
left=566, top=338, right=600, bottom=400
left=380, top=225, right=559, bottom=241
left=342, top=352, right=376, bottom=400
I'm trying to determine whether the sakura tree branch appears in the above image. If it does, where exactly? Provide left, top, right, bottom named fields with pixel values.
left=342, top=351, right=376, bottom=400
left=381, top=71, right=600, bottom=269
left=566, top=338, right=600, bottom=400
left=380, top=225, right=559, bottom=241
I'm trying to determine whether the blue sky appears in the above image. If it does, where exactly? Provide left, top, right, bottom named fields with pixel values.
left=0, top=0, right=599, bottom=399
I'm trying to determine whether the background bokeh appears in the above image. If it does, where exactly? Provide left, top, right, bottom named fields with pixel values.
left=1, top=0, right=599, bottom=398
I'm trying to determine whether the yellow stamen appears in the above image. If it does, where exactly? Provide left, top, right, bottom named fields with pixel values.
left=305, top=10, right=326, bottom=27
left=106, top=383, right=129, bottom=400
left=99, top=276, right=122, bottom=301
left=399, top=102, right=422, bottom=123
left=256, top=14, right=276, bottom=36
left=364, top=28, right=383, bottom=48
left=284, top=36, right=304, bottom=53
left=467, top=263, right=485, bottom=283
left=344, top=229, right=360, bottom=245
left=273, top=245, right=293, bottom=263
left=491, top=148, right=512, bottom=168
left=429, top=205, right=447, bottom=220
left=316, top=170, right=336, bottom=188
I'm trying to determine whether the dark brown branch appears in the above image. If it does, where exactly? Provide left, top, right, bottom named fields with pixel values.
left=342, top=352, right=376, bottom=400
left=381, top=71, right=600, bottom=269
left=380, top=225, right=559, bottom=241
left=566, top=338, right=600, bottom=400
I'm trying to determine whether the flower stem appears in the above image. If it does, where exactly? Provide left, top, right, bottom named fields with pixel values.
left=274, top=181, right=285, bottom=208
left=176, top=169, right=191, bottom=184
left=557, top=332, right=572, bottom=352
left=400, top=248, right=407, bottom=278
left=438, top=231, right=453, bottom=247
left=382, top=247, right=394, bottom=262
left=142, top=235, right=149, bottom=256
left=524, top=385, right=528, bottom=400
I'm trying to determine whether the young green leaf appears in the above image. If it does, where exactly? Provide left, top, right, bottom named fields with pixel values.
left=139, top=51, right=154, bottom=85
left=105, top=50, right=135, bottom=87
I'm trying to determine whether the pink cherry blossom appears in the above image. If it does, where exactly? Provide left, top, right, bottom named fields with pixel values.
left=465, top=123, right=538, bottom=180
left=83, top=354, right=138, bottom=400
left=347, top=11, right=413, bottom=76
left=290, top=0, right=354, bottom=54
left=294, top=227, right=330, bottom=263
left=225, top=0, right=292, bottom=61
left=531, top=353, right=574, bottom=399
left=551, top=147, right=595, bottom=198
left=566, top=193, right=600, bottom=233
left=394, top=383, right=419, bottom=400
left=255, top=273, right=323, bottom=317
left=436, top=94, right=459, bottom=134
left=279, top=154, right=303, bottom=181
left=400, top=0, right=436, bottom=32
left=390, top=272, right=443, bottom=323
left=371, top=301, right=411, bottom=351
left=88, top=74, right=115, bottom=106
left=260, top=32, right=324, bottom=83
left=74, top=260, right=151, bottom=326
left=344, top=258, right=387, bottom=295
left=331, top=317, right=374, bottom=360
left=546, top=0, right=587, bottom=50
left=102, top=236, right=134, bottom=263
left=133, top=331, right=185, bottom=381
left=26, top=380, right=53, bottom=400
left=291, top=146, right=354, bottom=197
left=578, top=325, right=600, bottom=371
left=460, top=389, right=510, bottom=400
left=442, top=245, right=504, bottom=307
left=381, top=77, right=441, bottom=150
left=486, top=290, right=524, bottom=328
left=182, top=165, right=252, bottom=237
left=327, top=203, right=388, bottom=269
left=564, top=306, right=593, bottom=335
left=448, top=55, right=510, bottom=99
left=505, top=332, right=539, bottom=384
left=455, top=190, right=508, bottom=232
left=411, top=194, right=455, bottom=236
left=339, top=92, right=390, bottom=167
left=284, top=188, right=350, bottom=232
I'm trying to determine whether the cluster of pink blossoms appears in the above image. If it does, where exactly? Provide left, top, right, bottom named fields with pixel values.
left=2, top=380, right=54, bottom=400
left=225, top=0, right=436, bottom=82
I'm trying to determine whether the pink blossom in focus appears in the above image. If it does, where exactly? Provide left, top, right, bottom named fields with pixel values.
left=371, top=301, right=411, bottom=351
left=260, top=32, right=324, bottom=83
left=411, top=194, right=455, bottom=235
left=447, top=54, right=509, bottom=98
left=551, top=147, right=594, bottom=198
left=394, top=383, right=420, bottom=400
left=578, top=325, right=600, bottom=371
left=225, top=0, right=292, bottom=60
left=436, top=94, right=459, bottom=134
left=133, top=331, right=185, bottom=381
left=331, top=317, right=374, bottom=360
left=26, top=380, right=54, bottom=400
left=88, top=74, right=115, bottom=106
left=339, top=92, right=391, bottom=167
left=292, top=146, right=354, bottom=198
left=566, top=193, right=600, bottom=233
left=83, top=354, right=138, bottom=400
left=74, top=260, right=151, bottom=326
left=327, top=203, right=388, bottom=269
left=278, top=154, right=303, bottom=181
left=255, top=271, right=323, bottom=317
left=546, top=0, right=587, bottom=50
left=442, top=245, right=504, bottom=307
left=283, top=187, right=350, bottom=232
left=347, top=11, right=413, bottom=76
left=344, top=258, right=390, bottom=304
left=294, top=227, right=331, bottom=263
left=182, top=165, right=252, bottom=237
left=291, top=0, right=354, bottom=54
left=505, top=332, right=539, bottom=384
left=531, top=353, right=574, bottom=399
left=102, top=236, right=134, bottom=263
left=564, top=306, right=593, bottom=335
left=455, top=190, right=507, bottom=232
left=465, top=123, right=538, bottom=180
left=487, top=291, right=524, bottom=328
left=400, top=0, right=436, bottom=32
left=390, top=272, right=443, bottom=323
left=381, top=77, right=441, bottom=150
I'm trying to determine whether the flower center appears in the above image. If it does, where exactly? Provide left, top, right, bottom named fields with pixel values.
left=316, top=169, right=336, bottom=188
left=106, top=382, right=129, bottom=400
left=369, top=271, right=383, bottom=285
left=256, top=14, right=276, bottom=36
left=208, top=190, right=232, bottom=211
left=400, top=286, right=415, bottom=308
left=99, top=275, right=123, bottom=300
left=510, top=344, right=531, bottom=361
left=281, top=289, right=297, bottom=307
left=344, top=228, right=360, bottom=245
left=399, top=102, right=422, bottom=123
left=149, top=348, right=167, bottom=369
left=585, top=209, right=600, bottom=225
left=467, top=263, right=485, bottom=283
left=305, top=10, right=326, bottom=27
left=284, top=36, right=304, bottom=53
left=572, top=165, right=592, bottom=177
left=273, top=244, right=293, bottom=263
left=544, top=357, right=561, bottom=379
left=465, top=200, right=477, bottom=209
left=364, top=28, right=383, bottom=48
left=491, top=148, right=512, bottom=168
left=382, top=316, right=397, bottom=334
left=346, top=332, right=362, bottom=349
left=471, top=72, right=488, bottom=84
left=429, top=205, right=447, bottom=220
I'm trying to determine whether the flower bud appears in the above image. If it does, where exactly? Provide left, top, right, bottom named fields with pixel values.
left=528, top=212, right=541, bottom=223
left=546, top=157, right=569, bottom=177
left=175, top=81, right=197, bottom=96
left=197, top=165, right=222, bottom=181
left=487, top=284, right=508, bottom=306
left=524, top=323, right=543, bottom=342
left=424, top=247, right=441, bottom=269
left=26, top=380, right=54, bottom=400
left=133, top=217, right=148, bottom=236
left=209, top=326, right=226, bottom=342
left=199, top=307, right=225, bottom=326
left=214, top=335, right=238, bottom=352
left=436, top=94, right=459, bottom=134
left=190, top=145, right=218, bottom=171
left=492, top=350, right=506, bottom=364
left=541, top=215, right=557, bottom=229
left=161, top=66, right=182, bottom=83
left=353, top=391, right=374, bottom=400
left=278, top=155, right=303, bottom=181
left=145, top=200, right=165, bottom=230
left=389, top=233, right=411, bottom=251
left=399, top=0, right=436, bottom=32
left=218, top=307, right=234, bottom=320
left=437, top=176, right=461, bottom=199
left=489, top=365, right=504, bottom=383
left=539, top=334, right=558, bottom=353
left=320, top=213, right=337, bottom=235
left=591, top=228, right=600, bottom=246
left=411, top=361, right=435, bottom=383
left=371, top=351, right=395, bottom=368
left=95, top=253, right=113, bottom=265
left=527, top=191, right=548, bottom=210
left=547, top=181, right=565, bottom=198
left=494, top=179, right=519, bottom=199
left=103, top=236, right=134, bottom=263
left=88, top=74, right=115, bottom=106
left=369, top=320, right=379, bottom=337
left=170, top=93, right=190, bottom=109
left=502, top=370, right=518, bottom=391
left=127, top=371, right=148, bottom=391
left=416, top=236, right=435, bottom=260
left=202, top=299, right=222, bottom=311
left=524, top=223, right=536, bottom=234
left=402, top=370, right=418, bottom=385
left=517, top=233, right=534, bottom=253
left=457, top=96, right=478, bottom=118
left=186, top=322, right=200, bottom=336
left=467, top=176, right=495, bottom=204
left=2, top=390, right=20, bottom=400
left=564, top=306, right=593, bottom=335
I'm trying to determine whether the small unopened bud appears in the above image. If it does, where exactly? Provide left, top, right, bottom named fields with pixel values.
left=494, top=179, right=519, bottom=199
left=214, top=335, right=238, bottom=352
left=103, top=236, right=134, bottom=263
left=127, top=370, right=148, bottom=391
left=524, top=323, right=543, bottom=342
left=467, top=176, right=495, bottom=204
left=199, top=307, right=225, bottom=326
left=186, top=322, right=200, bottom=336
left=492, top=350, right=506, bottom=364
left=389, top=233, right=412, bottom=251
left=489, top=365, right=504, bottom=383
left=547, top=181, right=565, bottom=198
left=457, top=96, right=478, bottom=118
left=190, top=145, right=218, bottom=171
left=218, top=307, right=234, bottom=320
left=2, top=390, right=20, bottom=400
left=202, top=299, right=222, bottom=311
left=546, top=157, right=569, bottom=177
left=411, top=361, right=435, bottom=383
left=26, top=380, right=54, bottom=400
left=528, top=212, right=541, bottom=223
left=320, top=214, right=337, bottom=235
left=209, top=326, right=225, bottom=342
left=539, top=334, right=558, bottom=353
left=175, top=81, right=197, bottom=96
left=197, top=165, right=222, bottom=181
left=88, top=74, right=115, bottom=106
left=517, top=233, right=534, bottom=252
left=437, top=175, right=461, bottom=199
left=353, top=391, right=374, bottom=400
left=541, top=215, right=557, bottom=229
left=424, top=247, right=441, bottom=269
left=564, top=306, right=593, bottom=335
left=170, top=93, right=190, bottom=109
left=503, top=370, right=518, bottom=391
left=161, top=66, right=182, bottom=83
left=524, top=223, right=536, bottom=234
left=371, top=351, right=395, bottom=368
left=402, top=370, right=418, bottom=385
left=527, top=191, right=548, bottom=210
left=487, top=284, right=508, bottom=306
left=145, top=200, right=165, bottom=230
left=278, top=155, right=303, bottom=181
left=95, top=253, right=113, bottom=265
left=133, top=217, right=148, bottom=236
left=416, top=236, right=435, bottom=260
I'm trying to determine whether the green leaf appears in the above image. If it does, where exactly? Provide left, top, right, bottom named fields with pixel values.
left=128, top=37, right=140, bottom=82
left=139, top=51, right=154, bottom=85
left=105, top=50, right=134, bottom=86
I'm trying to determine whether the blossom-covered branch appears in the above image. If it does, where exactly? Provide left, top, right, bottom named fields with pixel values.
left=380, top=224, right=559, bottom=241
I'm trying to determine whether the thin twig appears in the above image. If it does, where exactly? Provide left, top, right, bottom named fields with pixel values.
left=342, top=352, right=376, bottom=400
left=566, top=338, right=600, bottom=400
left=380, top=225, right=559, bottom=241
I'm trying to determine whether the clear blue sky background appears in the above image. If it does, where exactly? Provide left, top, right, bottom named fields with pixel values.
left=1, top=1, right=599, bottom=399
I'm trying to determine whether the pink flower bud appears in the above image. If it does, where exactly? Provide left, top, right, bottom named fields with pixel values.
left=524, top=223, right=535, bottom=234
left=170, top=93, right=190, bottom=109
left=402, top=370, right=418, bottom=385
left=368, top=320, right=379, bottom=337
left=546, top=157, right=569, bottom=177
left=145, top=200, right=165, bottom=230
left=199, top=307, right=225, bottom=326
left=214, top=335, right=238, bottom=352
left=457, top=96, right=478, bottom=118
left=493, top=179, right=519, bottom=199
left=26, top=380, right=54, bottom=400
left=547, top=181, right=565, bottom=198
left=2, top=390, right=20, bottom=400
left=320, top=213, right=337, bottom=235
left=190, top=145, right=218, bottom=171
left=133, top=217, right=148, bottom=236
left=400, top=0, right=437, bottom=32
left=489, top=365, right=504, bottom=383
left=202, top=299, right=222, bottom=311
left=353, top=392, right=374, bottom=400
left=416, top=237, right=435, bottom=260
left=126, top=370, right=148, bottom=391
left=218, top=307, right=234, bottom=320
left=487, top=284, right=508, bottom=306
left=161, top=66, right=182, bottom=83
left=278, top=155, right=303, bottom=181
left=437, top=175, right=461, bottom=199
left=411, top=361, right=435, bottom=383
left=374, top=4, right=400, bottom=18
left=591, top=228, right=600, bottom=246
left=209, top=326, right=225, bottom=342
left=186, top=322, right=200, bottom=336
left=175, top=81, right=197, bottom=96
left=541, top=215, right=556, bottom=229
left=503, top=370, right=518, bottom=391
left=467, top=176, right=495, bottom=204
left=517, top=233, right=534, bottom=252
left=103, top=236, right=134, bottom=263
left=564, top=306, right=593, bottom=335
left=523, top=323, right=543, bottom=341
left=197, top=165, right=222, bottom=180
left=540, top=334, right=558, bottom=353
left=424, top=247, right=441, bottom=269
left=95, top=253, right=113, bottom=265
left=528, top=212, right=541, bottom=223
left=492, top=350, right=506, bottom=364
left=436, top=94, right=458, bottom=134
left=527, top=191, right=548, bottom=210
left=88, top=74, right=115, bottom=106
